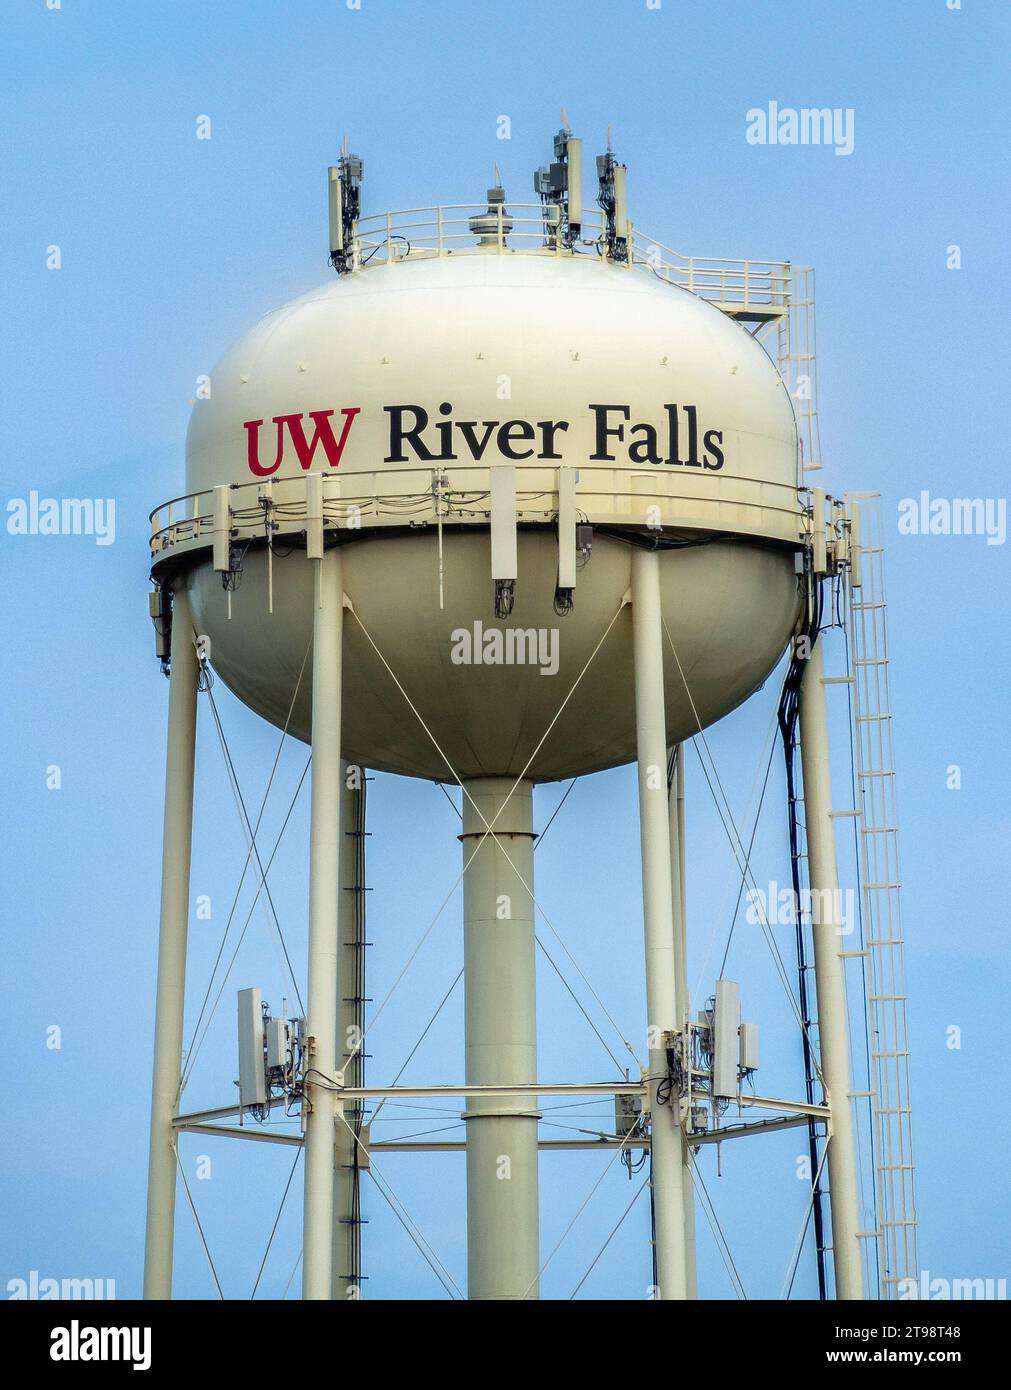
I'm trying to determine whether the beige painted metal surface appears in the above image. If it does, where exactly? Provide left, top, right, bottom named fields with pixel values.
left=182, top=254, right=798, bottom=516
left=185, top=531, right=798, bottom=780
left=152, top=246, right=803, bottom=779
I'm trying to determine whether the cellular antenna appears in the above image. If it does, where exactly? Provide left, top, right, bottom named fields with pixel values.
left=534, top=119, right=582, bottom=248
left=328, top=139, right=364, bottom=272
left=596, top=135, right=628, bottom=262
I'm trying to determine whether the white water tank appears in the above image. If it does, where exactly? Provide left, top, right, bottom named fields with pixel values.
left=155, top=249, right=803, bottom=780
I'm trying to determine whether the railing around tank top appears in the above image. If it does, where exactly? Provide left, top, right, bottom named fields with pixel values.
left=350, top=203, right=793, bottom=320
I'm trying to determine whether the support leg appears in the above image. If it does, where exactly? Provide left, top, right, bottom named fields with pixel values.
left=668, top=744, right=697, bottom=1299
left=143, top=586, right=199, bottom=1300
left=631, top=549, right=688, bottom=1301
left=302, top=548, right=344, bottom=1300
left=799, top=639, right=865, bottom=1300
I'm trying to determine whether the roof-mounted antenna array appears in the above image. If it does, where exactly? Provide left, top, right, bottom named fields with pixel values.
left=533, top=107, right=583, bottom=250
left=328, top=136, right=364, bottom=273
left=596, top=128, right=629, bottom=263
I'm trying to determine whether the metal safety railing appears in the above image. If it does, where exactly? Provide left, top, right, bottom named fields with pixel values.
left=349, top=202, right=818, bottom=478
left=148, top=463, right=805, bottom=562
left=351, top=202, right=794, bottom=322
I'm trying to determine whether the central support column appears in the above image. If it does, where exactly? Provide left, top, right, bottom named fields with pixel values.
left=303, top=547, right=344, bottom=1300
left=461, top=778, right=539, bottom=1300
left=144, top=586, right=199, bottom=1300
left=799, top=638, right=865, bottom=1300
left=631, top=549, right=688, bottom=1301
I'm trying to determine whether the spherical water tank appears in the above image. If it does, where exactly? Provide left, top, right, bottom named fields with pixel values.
left=163, top=250, right=802, bottom=780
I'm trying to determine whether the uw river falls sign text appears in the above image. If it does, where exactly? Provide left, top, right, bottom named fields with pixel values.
left=242, top=402, right=726, bottom=476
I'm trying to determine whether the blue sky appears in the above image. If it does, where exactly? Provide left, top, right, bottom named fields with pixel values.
left=1, top=0, right=1008, bottom=1300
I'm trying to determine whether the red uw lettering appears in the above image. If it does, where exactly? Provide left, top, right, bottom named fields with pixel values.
left=244, top=408, right=361, bottom=477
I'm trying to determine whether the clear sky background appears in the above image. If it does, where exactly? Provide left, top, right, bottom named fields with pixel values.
left=1, top=0, right=1008, bottom=1301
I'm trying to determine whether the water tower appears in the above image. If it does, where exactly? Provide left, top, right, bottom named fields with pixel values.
left=144, top=127, right=916, bottom=1299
